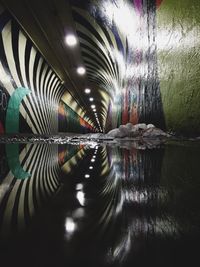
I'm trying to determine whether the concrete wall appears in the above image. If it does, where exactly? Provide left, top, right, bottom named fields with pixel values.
left=157, top=0, right=200, bottom=135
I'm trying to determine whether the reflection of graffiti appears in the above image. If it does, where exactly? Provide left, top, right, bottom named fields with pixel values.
left=0, top=89, right=7, bottom=111
left=5, top=87, right=31, bottom=179
left=6, top=144, right=31, bottom=179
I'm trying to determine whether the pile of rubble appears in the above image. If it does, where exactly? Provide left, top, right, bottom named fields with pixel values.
left=107, top=123, right=171, bottom=139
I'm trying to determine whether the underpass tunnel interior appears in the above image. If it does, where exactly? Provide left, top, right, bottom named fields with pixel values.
left=0, top=0, right=200, bottom=136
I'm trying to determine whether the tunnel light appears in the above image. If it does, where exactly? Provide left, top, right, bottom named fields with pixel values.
left=65, top=217, right=76, bottom=233
left=76, top=191, right=85, bottom=206
left=85, top=174, right=90, bottom=178
left=91, top=159, right=95, bottom=162
left=93, top=109, right=96, bottom=112
left=77, top=66, right=86, bottom=75
left=89, top=97, right=94, bottom=102
left=76, top=183, right=83, bottom=191
left=85, top=88, right=91, bottom=94
left=89, top=166, right=93, bottom=170
left=65, top=34, right=77, bottom=46
left=91, top=104, right=96, bottom=109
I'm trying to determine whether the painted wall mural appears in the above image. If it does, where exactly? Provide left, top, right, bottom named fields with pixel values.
left=0, top=4, right=93, bottom=135
left=59, top=101, right=93, bottom=133
left=71, top=0, right=166, bottom=131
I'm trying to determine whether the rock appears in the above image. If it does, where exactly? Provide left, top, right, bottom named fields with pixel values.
left=125, top=123, right=134, bottom=130
left=147, top=124, right=155, bottom=129
left=129, top=129, right=140, bottom=137
left=134, top=123, right=147, bottom=130
left=143, top=127, right=170, bottom=138
left=107, top=123, right=171, bottom=139
left=119, top=125, right=129, bottom=137
left=107, top=128, right=121, bottom=138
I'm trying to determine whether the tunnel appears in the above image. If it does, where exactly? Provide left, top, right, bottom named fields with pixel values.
left=0, top=1, right=200, bottom=267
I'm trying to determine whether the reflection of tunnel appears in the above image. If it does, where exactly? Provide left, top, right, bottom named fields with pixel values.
left=0, top=0, right=200, bottom=136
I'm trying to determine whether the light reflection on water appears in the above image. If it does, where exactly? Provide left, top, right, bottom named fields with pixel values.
left=0, top=141, right=200, bottom=267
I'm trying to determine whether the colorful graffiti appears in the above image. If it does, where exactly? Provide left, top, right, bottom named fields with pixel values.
left=72, top=0, right=166, bottom=131
left=59, top=101, right=93, bottom=133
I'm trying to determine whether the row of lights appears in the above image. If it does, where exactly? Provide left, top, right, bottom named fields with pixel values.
left=65, top=34, right=87, bottom=76
left=65, top=34, right=101, bottom=131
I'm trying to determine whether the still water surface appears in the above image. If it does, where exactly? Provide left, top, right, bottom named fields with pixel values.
left=0, top=141, right=200, bottom=267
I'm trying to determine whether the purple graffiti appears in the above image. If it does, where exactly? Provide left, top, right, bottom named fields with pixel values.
left=133, top=0, right=142, bottom=15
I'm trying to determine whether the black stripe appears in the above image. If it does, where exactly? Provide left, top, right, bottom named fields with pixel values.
left=11, top=20, right=24, bottom=86
left=24, top=38, right=32, bottom=88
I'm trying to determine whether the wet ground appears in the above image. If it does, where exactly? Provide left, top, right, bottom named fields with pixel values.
left=0, top=138, right=200, bottom=267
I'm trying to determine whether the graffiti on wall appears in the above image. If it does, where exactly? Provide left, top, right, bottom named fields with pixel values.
left=71, top=0, right=166, bottom=130
left=59, top=101, right=93, bottom=133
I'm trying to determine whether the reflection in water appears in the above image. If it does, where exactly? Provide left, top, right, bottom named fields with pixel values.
left=0, top=141, right=200, bottom=266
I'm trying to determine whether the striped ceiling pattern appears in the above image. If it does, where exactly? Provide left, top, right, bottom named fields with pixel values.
left=71, top=0, right=166, bottom=130
left=0, top=8, right=65, bottom=134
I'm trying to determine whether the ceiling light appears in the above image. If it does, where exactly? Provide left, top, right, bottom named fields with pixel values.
left=89, top=97, right=94, bottom=102
left=65, top=34, right=77, bottom=46
left=91, top=104, right=96, bottom=109
left=85, top=174, right=90, bottom=178
left=93, top=109, right=96, bottom=112
left=77, top=66, right=86, bottom=75
left=85, top=88, right=91, bottom=94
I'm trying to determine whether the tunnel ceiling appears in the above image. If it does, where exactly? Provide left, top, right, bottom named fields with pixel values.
left=2, top=0, right=116, bottom=131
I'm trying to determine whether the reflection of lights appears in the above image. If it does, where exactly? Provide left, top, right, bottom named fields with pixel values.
left=76, top=183, right=83, bottom=191
left=93, top=156, right=96, bottom=159
left=77, top=66, right=86, bottom=75
left=89, top=141, right=98, bottom=148
left=89, top=166, right=93, bottom=170
left=65, top=217, right=76, bottom=233
left=72, top=208, right=85, bottom=219
left=65, top=34, right=77, bottom=46
left=85, top=88, right=91, bottom=94
left=76, top=191, right=85, bottom=206
left=85, top=174, right=90, bottom=178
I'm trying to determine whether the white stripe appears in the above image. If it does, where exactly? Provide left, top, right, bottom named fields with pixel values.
left=2, top=21, right=22, bottom=87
